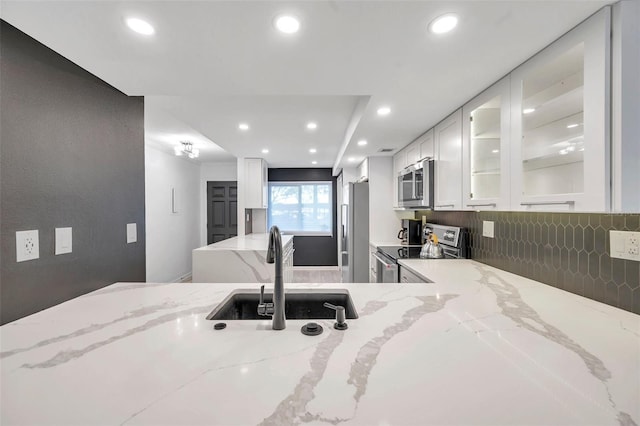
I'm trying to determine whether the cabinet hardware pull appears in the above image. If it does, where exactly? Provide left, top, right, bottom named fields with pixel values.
left=520, top=201, right=575, bottom=206
left=436, top=204, right=455, bottom=208
left=467, top=203, right=497, bottom=207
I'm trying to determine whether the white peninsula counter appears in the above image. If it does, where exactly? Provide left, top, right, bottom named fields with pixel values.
left=1, top=261, right=638, bottom=425
left=192, top=233, right=294, bottom=283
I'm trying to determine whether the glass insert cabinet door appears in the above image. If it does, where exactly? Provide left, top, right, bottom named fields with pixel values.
left=510, top=7, right=610, bottom=212
left=521, top=44, right=585, bottom=197
left=462, top=77, right=511, bottom=210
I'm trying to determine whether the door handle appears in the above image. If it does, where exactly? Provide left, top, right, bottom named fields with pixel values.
left=520, top=201, right=575, bottom=206
left=467, top=203, right=497, bottom=207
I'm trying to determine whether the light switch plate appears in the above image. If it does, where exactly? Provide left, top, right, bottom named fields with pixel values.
left=55, top=227, right=72, bottom=255
left=482, top=221, right=495, bottom=238
left=127, top=223, right=137, bottom=244
left=16, top=230, right=39, bottom=262
left=610, top=230, right=640, bottom=262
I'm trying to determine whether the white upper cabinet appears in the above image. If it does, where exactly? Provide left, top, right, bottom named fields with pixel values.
left=406, top=142, right=421, bottom=165
left=357, top=157, right=369, bottom=182
left=419, top=129, right=434, bottom=160
left=510, top=8, right=610, bottom=212
left=434, top=109, right=463, bottom=210
left=392, top=149, right=406, bottom=207
left=245, top=158, right=268, bottom=208
left=462, top=77, right=511, bottom=210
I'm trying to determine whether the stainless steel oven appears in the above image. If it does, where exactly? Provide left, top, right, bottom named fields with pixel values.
left=398, top=159, right=434, bottom=209
left=375, top=224, right=469, bottom=283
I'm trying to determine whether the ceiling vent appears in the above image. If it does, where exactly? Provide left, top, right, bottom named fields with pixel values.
left=377, top=148, right=394, bottom=153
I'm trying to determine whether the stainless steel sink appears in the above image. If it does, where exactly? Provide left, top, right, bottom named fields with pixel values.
left=206, top=289, right=358, bottom=321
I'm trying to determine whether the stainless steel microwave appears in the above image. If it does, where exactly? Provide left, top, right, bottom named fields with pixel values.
left=397, top=159, right=434, bottom=209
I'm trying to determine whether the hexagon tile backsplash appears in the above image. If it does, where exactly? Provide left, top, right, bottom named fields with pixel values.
left=415, top=211, right=640, bottom=315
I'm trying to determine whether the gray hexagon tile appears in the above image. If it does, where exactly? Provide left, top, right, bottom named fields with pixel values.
left=415, top=210, right=640, bottom=314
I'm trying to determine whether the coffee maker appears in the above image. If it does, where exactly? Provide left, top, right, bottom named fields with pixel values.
left=397, top=219, right=422, bottom=245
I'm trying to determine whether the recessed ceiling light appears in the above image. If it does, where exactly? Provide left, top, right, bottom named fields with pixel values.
left=492, top=149, right=499, bottom=153
left=523, top=108, right=536, bottom=114
left=348, top=157, right=356, bottom=162
left=238, top=123, right=250, bottom=131
left=274, top=15, right=300, bottom=34
left=357, top=139, right=368, bottom=146
left=567, top=123, right=579, bottom=129
left=429, top=13, right=458, bottom=35
left=262, top=149, right=269, bottom=154
left=126, top=17, right=155, bottom=36
left=306, top=122, right=317, bottom=130
left=377, top=106, right=391, bottom=116
left=312, top=161, right=317, bottom=165
left=309, top=148, right=317, bottom=154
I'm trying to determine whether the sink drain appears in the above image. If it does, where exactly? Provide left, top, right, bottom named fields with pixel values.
left=301, top=322, right=323, bottom=336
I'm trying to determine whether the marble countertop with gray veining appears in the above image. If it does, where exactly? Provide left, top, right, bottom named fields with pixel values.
left=1, top=260, right=639, bottom=425
left=194, top=233, right=294, bottom=251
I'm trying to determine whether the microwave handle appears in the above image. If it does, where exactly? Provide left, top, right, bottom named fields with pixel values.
left=411, top=174, right=417, bottom=200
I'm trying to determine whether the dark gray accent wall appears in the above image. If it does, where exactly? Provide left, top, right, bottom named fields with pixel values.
left=0, top=21, right=146, bottom=324
left=415, top=210, right=640, bottom=315
left=268, top=168, right=337, bottom=266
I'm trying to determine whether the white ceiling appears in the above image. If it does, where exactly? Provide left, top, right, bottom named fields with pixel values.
left=1, top=0, right=612, bottom=171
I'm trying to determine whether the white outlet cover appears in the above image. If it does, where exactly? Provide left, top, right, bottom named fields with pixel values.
left=127, top=223, right=137, bottom=244
left=482, top=221, right=495, bottom=238
left=16, top=230, right=39, bottom=262
left=610, top=230, right=640, bottom=262
left=55, top=227, right=72, bottom=255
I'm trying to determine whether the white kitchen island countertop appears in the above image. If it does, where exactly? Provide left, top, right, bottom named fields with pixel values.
left=194, top=233, right=293, bottom=251
left=1, top=260, right=639, bottom=425
left=192, top=233, right=294, bottom=282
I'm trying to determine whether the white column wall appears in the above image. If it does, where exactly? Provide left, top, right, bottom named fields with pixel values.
left=145, top=146, right=201, bottom=282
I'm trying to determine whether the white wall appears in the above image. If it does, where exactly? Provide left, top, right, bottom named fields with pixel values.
left=368, top=157, right=404, bottom=243
left=612, top=0, right=640, bottom=212
left=145, top=146, right=201, bottom=282
left=200, top=161, right=237, bottom=246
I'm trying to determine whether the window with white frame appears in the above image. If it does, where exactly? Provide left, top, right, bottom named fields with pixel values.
left=267, top=182, right=332, bottom=236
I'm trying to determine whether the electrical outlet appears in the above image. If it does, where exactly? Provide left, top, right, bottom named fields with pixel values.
left=16, top=230, right=39, bottom=262
left=610, top=230, right=640, bottom=262
left=482, top=221, right=495, bottom=238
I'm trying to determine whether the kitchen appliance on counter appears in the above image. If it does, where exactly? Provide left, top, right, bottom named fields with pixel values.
left=374, top=223, right=468, bottom=283
left=397, top=219, right=422, bottom=245
left=397, top=158, right=434, bottom=209
left=341, top=182, right=369, bottom=283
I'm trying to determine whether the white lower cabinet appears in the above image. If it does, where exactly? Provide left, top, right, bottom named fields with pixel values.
left=399, top=266, right=429, bottom=283
left=434, top=109, right=463, bottom=210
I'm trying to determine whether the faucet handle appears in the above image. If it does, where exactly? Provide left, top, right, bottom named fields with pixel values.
left=258, top=285, right=274, bottom=316
left=323, top=302, right=347, bottom=330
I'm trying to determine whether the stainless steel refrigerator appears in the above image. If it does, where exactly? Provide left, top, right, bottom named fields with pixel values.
left=341, top=182, right=369, bottom=283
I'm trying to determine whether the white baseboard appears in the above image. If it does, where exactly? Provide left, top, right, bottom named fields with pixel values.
left=169, top=272, right=192, bottom=283
left=293, top=266, right=340, bottom=271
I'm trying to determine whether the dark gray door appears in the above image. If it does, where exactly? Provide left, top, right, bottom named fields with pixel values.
left=207, top=181, right=238, bottom=244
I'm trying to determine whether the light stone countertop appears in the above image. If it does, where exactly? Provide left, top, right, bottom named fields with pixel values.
left=194, top=233, right=294, bottom=251
left=370, top=241, right=422, bottom=248
left=1, top=260, right=639, bottom=425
